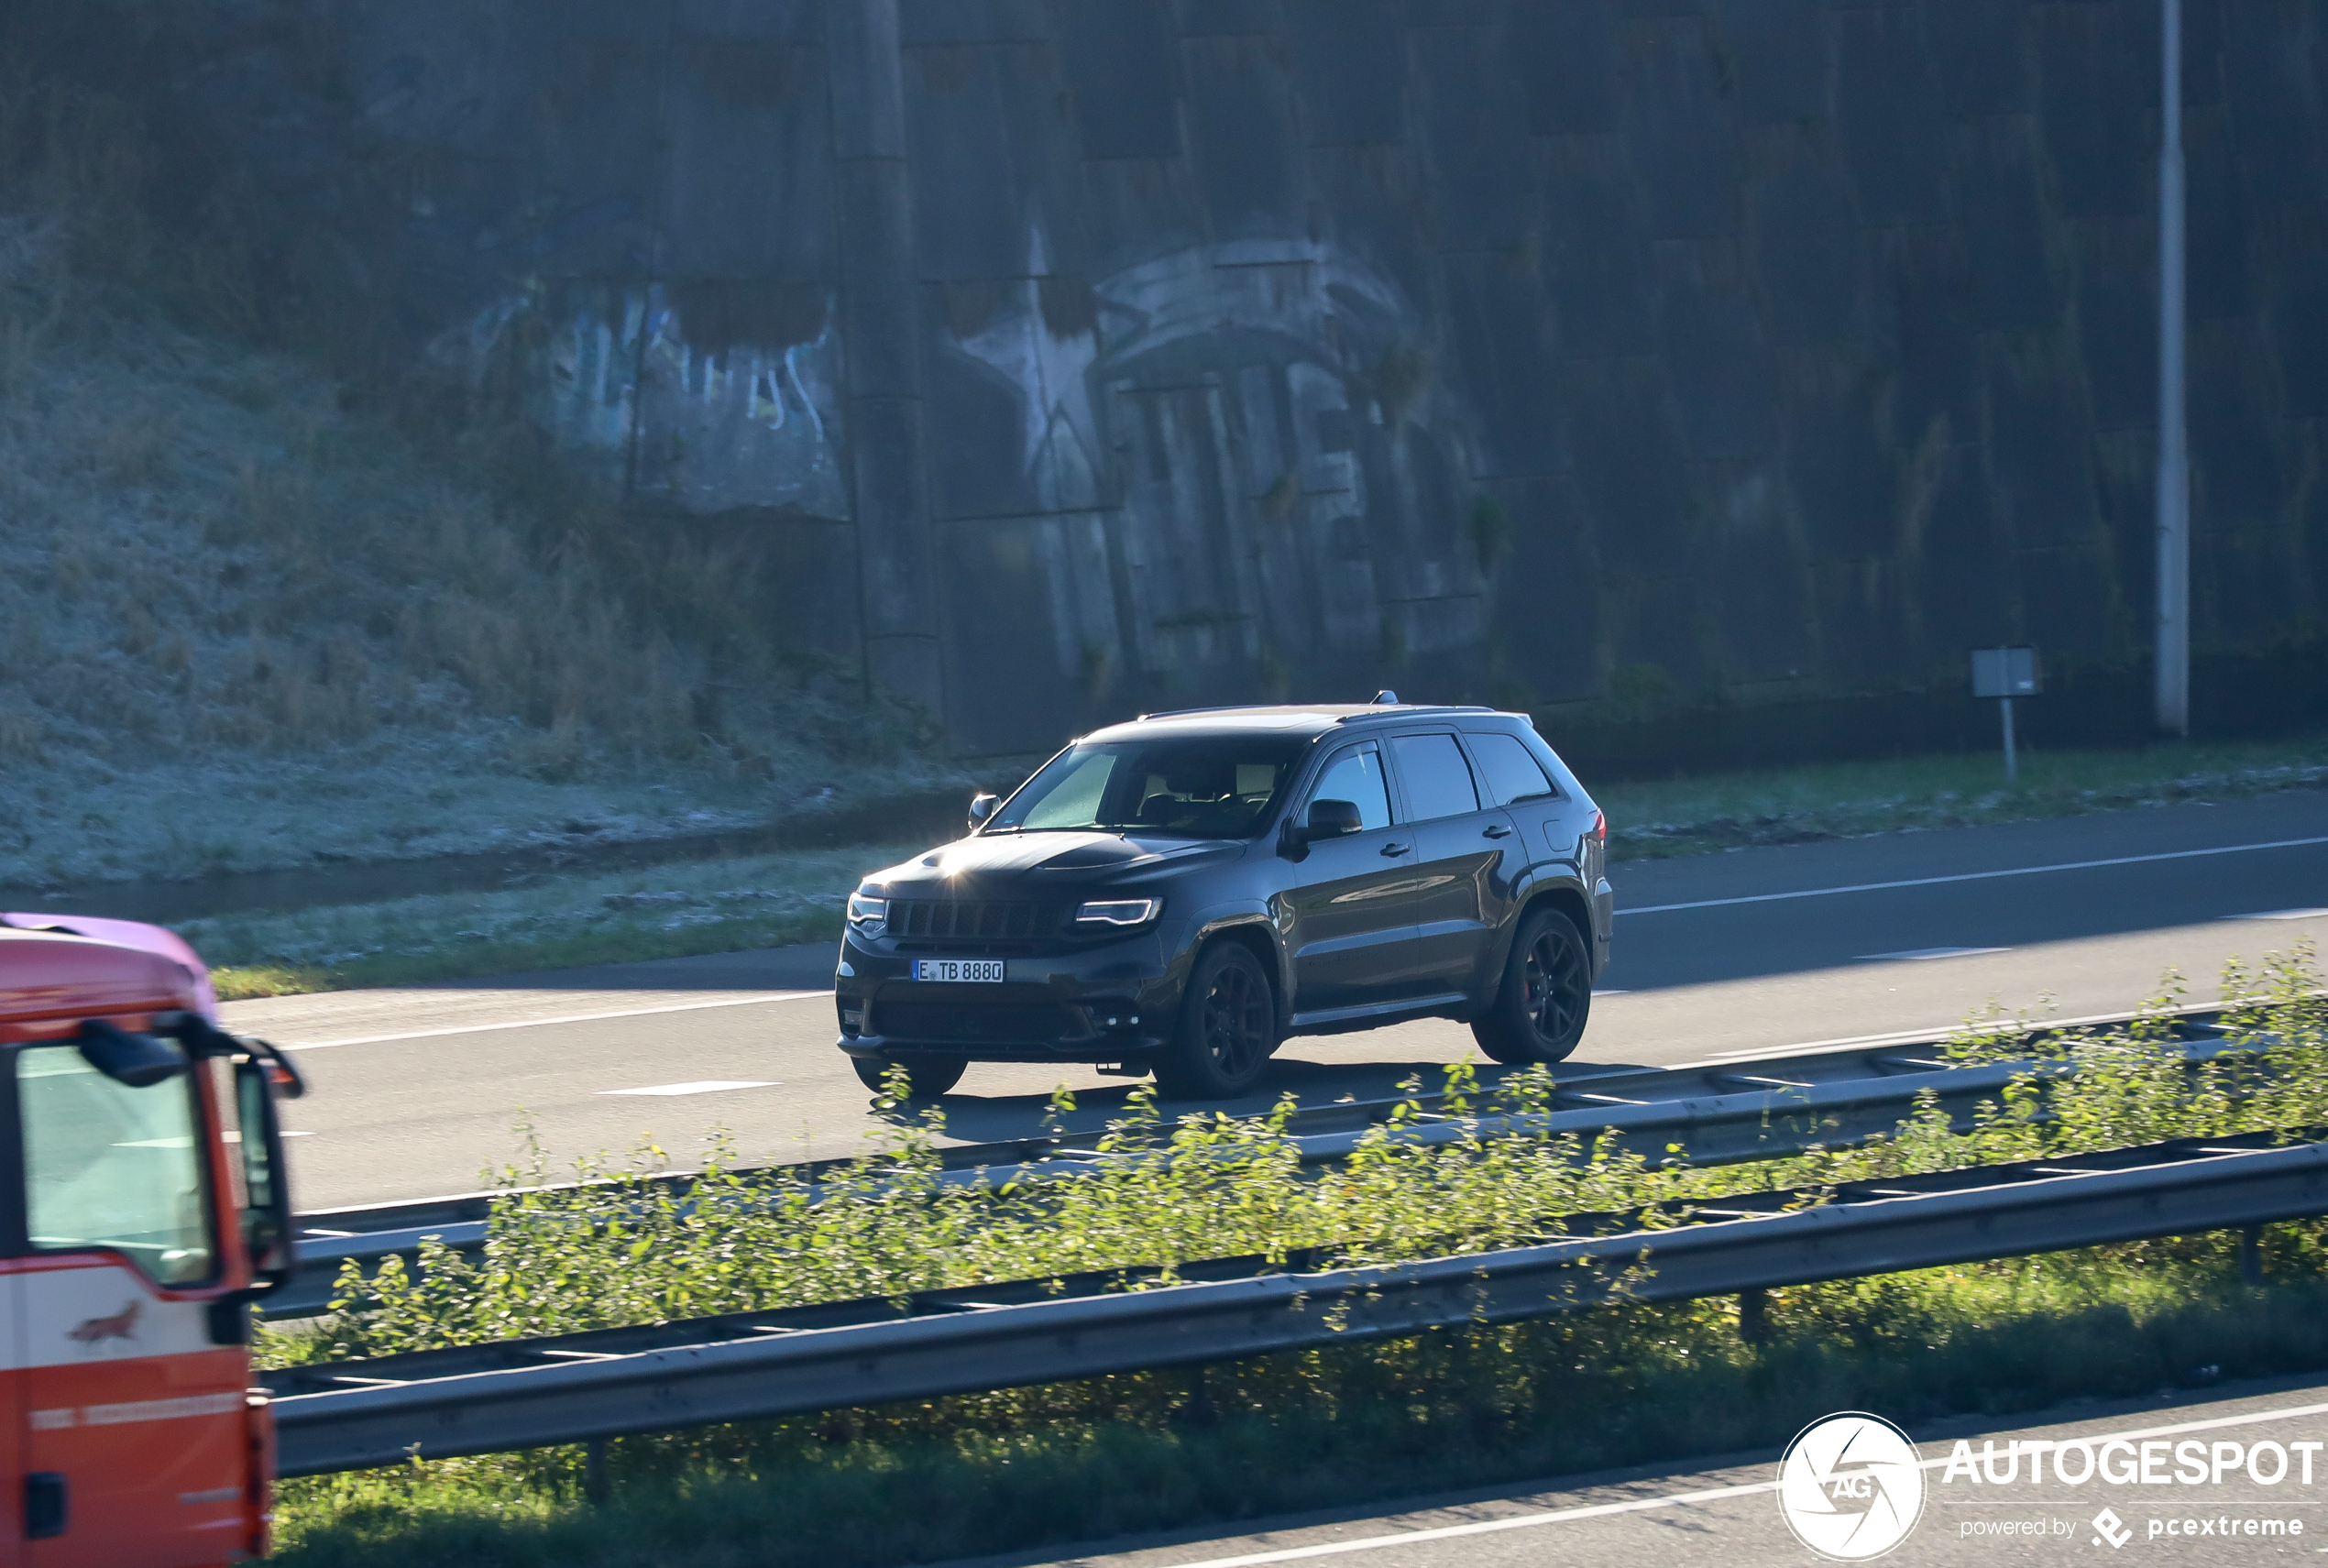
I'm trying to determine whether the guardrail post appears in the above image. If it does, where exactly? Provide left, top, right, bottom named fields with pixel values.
left=585, top=1438, right=609, bottom=1505
left=2238, top=1224, right=2265, bottom=1285
left=1739, top=1288, right=1768, bottom=1344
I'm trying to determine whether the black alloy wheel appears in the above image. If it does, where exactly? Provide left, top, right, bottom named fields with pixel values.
left=1154, top=941, right=1277, bottom=1099
left=1471, top=907, right=1592, bottom=1065
left=851, top=1054, right=968, bottom=1099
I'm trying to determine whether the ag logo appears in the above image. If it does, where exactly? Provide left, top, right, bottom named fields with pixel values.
left=1776, top=1412, right=1927, bottom=1561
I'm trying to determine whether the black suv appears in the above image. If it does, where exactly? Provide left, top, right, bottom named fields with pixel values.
left=834, top=699, right=1613, bottom=1099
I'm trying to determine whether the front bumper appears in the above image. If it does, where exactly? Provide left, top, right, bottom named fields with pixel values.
left=834, top=928, right=1180, bottom=1064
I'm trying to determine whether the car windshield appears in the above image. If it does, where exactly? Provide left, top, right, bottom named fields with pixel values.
left=988, top=736, right=1310, bottom=839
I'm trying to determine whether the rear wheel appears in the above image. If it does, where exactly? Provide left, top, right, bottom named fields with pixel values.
left=1153, top=941, right=1277, bottom=1099
left=851, top=1055, right=967, bottom=1099
left=1470, top=906, right=1591, bottom=1065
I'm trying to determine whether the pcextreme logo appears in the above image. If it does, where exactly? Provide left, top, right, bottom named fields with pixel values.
left=1776, top=1412, right=1928, bottom=1561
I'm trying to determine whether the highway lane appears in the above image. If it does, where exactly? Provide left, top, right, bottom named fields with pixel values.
left=988, top=1373, right=2328, bottom=1568
left=220, top=789, right=2328, bottom=1211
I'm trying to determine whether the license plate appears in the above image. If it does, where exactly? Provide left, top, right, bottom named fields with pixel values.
left=912, top=959, right=1005, bottom=983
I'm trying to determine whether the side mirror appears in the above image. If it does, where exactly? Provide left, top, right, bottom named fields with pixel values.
left=76, top=1019, right=188, bottom=1088
left=234, top=1058, right=297, bottom=1292
left=968, top=792, right=1000, bottom=831
left=1306, top=798, right=1365, bottom=839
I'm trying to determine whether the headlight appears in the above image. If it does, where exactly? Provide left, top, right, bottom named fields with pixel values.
left=1075, top=898, right=1161, bottom=927
left=847, top=892, right=887, bottom=930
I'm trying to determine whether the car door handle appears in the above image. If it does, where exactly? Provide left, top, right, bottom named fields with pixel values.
left=1482, top=824, right=1511, bottom=839
left=1381, top=842, right=1410, bottom=857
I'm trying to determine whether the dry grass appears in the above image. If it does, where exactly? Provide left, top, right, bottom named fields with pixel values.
left=0, top=80, right=956, bottom=889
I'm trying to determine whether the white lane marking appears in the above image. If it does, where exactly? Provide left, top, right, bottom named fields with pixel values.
left=599, top=1080, right=778, bottom=1098
left=1617, top=834, right=2328, bottom=916
left=275, top=991, right=832, bottom=1050
left=1591, top=989, right=1631, bottom=996
left=2224, top=908, right=2328, bottom=921
left=1156, top=1397, right=2328, bottom=1567
left=1855, top=947, right=2011, bottom=962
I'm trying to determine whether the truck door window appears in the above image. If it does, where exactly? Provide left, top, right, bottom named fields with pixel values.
left=19, top=1045, right=215, bottom=1286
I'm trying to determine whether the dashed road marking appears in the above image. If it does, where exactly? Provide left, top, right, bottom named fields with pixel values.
left=1856, top=947, right=2011, bottom=962
left=599, top=1080, right=779, bottom=1098
left=277, top=992, right=831, bottom=1051
left=1618, top=834, right=2328, bottom=916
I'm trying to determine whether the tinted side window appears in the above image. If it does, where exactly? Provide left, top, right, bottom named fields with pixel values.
left=1391, top=733, right=1480, bottom=820
left=1466, top=732, right=1560, bottom=806
left=1309, top=747, right=1393, bottom=829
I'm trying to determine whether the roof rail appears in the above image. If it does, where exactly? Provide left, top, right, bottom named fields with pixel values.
left=1130, top=705, right=1249, bottom=721
left=1334, top=705, right=1498, bottom=724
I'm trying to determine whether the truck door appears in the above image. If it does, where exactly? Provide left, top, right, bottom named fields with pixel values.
left=16, top=1042, right=248, bottom=1568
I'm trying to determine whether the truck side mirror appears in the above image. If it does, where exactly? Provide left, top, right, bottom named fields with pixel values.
left=75, top=1019, right=188, bottom=1088
left=234, top=1058, right=297, bottom=1292
left=968, top=792, right=1000, bottom=830
left=1305, top=799, right=1364, bottom=839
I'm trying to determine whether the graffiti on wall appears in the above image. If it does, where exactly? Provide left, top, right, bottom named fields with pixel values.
left=945, top=233, right=1488, bottom=696
left=442, top=283, right=849, bottom=519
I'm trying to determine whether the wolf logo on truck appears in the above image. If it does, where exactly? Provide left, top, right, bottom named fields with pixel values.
left=67, top=1299, right=140, bottom=1349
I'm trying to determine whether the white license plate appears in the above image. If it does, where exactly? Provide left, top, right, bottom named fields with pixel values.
left=912, top=959, right=1005, bottom=983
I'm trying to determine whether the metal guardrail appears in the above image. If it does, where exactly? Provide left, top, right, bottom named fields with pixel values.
left=270, top=1007, right=2244, bottom=1317
left=267, top=1126, right=2328, bottom=1476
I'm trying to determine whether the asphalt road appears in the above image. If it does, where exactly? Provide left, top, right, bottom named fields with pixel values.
left=978, top=1372, right=2328, bottom=1568
left=220, top=789, right=2328, bottom=1212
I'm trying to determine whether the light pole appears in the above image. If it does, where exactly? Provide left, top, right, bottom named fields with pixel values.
left=2155, top=0, right=2190, bottom=736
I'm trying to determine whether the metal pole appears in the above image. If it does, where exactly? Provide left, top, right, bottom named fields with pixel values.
left=2001, top=696, right=2017, bottom=784
left=2156, top=0, right=2190, bottom=735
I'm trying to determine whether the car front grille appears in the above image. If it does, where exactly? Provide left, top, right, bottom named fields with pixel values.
left=872, top=1000, right=1083, bottom=1044
left=888, top=900, right=1061, bottom=943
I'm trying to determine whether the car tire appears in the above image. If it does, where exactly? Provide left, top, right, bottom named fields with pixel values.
left=1153, top=940, right=1278, bottom=1100
left=851, top=1055, right=967, bottom=1099
left=1470, top=906, right=1592, bottom=1065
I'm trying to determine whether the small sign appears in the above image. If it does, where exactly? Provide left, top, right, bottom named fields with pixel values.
left=1970, top=646, right=2039, bottom=699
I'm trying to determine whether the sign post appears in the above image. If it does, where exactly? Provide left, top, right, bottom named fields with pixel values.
left=1971, top=647, right=2040, bottom=783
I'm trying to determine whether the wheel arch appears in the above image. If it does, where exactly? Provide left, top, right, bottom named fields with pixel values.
left=1189, top=915, right=1286, bottom=1026
left=1486, top=877, right=1595, bottom=993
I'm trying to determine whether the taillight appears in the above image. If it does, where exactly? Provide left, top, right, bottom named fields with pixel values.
left=1591, top=810, right=1606, bottom=843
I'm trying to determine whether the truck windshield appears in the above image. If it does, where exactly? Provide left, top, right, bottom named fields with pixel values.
left=989, top=735, right=1309, bottom=839
left=20, top=1045, right=215, bottom=1286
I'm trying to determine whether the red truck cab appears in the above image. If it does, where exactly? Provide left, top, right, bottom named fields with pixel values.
left=0, top=922, right=301, bottom=1565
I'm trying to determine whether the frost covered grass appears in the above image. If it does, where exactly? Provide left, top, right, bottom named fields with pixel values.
left=269, top=954, right=2328, bottom=1568
left=191, top=843, right=917, bottom=993
left=1594, top=729, right=2328, bottom=860
left=0, top=93, right=958, bottom=893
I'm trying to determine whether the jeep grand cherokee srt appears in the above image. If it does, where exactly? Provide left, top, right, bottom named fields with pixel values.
left=835, top=699, right=1613, bottom=1100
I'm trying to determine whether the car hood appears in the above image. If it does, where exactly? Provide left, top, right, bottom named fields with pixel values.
left=862, top=831, right=1238, bottom=893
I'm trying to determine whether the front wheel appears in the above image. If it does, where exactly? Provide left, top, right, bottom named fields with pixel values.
left=1470, top=907, right=1592, bottom=1065
left=1153, top=941, right=1278, bottom=1099
left=851, top=1055, right=967, bottom=1099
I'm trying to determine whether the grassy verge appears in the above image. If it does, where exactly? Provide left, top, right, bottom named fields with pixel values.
left=276, top=1237, right=2328, bottom=1568
left=266, top=953, right=2328, bottom=1563
left=1594, top=729, right=2328, bottom=860
left=197, top=844, right=918, bottom=997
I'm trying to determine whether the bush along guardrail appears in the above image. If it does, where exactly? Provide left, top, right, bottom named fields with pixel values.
left=260, top=948, right=2327, bottom=1370
left=264, top=1126, right=2328, bottom=1475
left=267, top=997, right=2261, bottom=1319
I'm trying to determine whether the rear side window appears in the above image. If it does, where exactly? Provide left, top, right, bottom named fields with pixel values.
left=19, top=1045, right=215, bottom=1286
left=1309, top=746, right=1393, bottom=829
left=1466, top=731, right=1560, bottom=806
left=1390, top=733, right=1481, bottom=820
